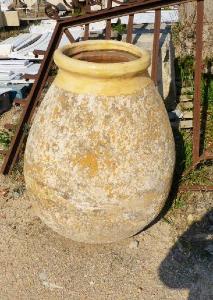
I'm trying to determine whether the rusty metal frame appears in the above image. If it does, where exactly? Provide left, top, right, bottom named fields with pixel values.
left=1, top=0, right=212, bottom=193
left=151, top=8, right=161, bottom=85
left=179, top=0, right=213, bottom=192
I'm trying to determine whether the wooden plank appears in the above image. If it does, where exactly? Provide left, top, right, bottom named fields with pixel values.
left=180, top=120, right=193, bottom=129
left=180, top=102, right=193, bottom=109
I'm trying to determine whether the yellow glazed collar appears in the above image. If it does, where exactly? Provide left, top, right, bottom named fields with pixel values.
left=54, top=40, right=151, bottom=78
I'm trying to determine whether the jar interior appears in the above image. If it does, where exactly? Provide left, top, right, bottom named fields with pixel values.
left=68, top=49, right=140, bottom=63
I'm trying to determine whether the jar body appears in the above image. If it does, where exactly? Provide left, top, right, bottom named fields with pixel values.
left=24, top=41, right=175, bottom=243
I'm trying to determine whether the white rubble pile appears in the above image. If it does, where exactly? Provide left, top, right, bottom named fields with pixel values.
left=0, top=0, right=13, bottom=11
left=0, top=60, right=40, bottom=84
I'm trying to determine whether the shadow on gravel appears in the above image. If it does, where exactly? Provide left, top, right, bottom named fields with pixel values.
left=159, top=209, right=213, bottom=300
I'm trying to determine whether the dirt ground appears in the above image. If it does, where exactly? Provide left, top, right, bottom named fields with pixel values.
left=0, top=169, right=212, bottom=300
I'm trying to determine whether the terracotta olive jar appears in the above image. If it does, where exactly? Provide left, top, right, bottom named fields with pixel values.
left=24, top=40, right=175, bottom=243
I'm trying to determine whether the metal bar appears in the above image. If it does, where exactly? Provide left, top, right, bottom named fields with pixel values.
left=1, top=22, right=64, bottom=174
left=60, top=0, right=190, bottom=28
left=182, top=147, right=212, bottom=178
left=33, top=49, right=46, bottom=56
left=64, top=28, right=75, bottom=43
left=84, top=24, right=90, bottom=40
left=205, top=154, right=213, bottom=160
left=151, top=8, right=161, bottom=84
left=192, top=0, right=204, bottom=164
left=83, top=0, right=90, bottom=41
left=105, top=0, right=112, bottom=40
left=202, top=143, right=213, bottom=160
left=126, top=14, right=134, bottom=43
left=180, top=185, right=213, bottom=192
left=22, top=74, right=37, bottom=80
left=14, top=98, right=28, bottom=106
left=105, top=20, right=111, bottom=39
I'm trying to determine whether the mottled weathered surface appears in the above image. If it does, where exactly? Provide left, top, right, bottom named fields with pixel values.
left=24, top=81, right=175, bottom=243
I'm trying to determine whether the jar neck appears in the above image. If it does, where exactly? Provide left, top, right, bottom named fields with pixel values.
left=54, top=69, right=152, bottom=96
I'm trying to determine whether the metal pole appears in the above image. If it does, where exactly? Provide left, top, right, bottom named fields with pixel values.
left=151, top=8, right=161, bottom=85
left=192, top=0, right=204, bottom=164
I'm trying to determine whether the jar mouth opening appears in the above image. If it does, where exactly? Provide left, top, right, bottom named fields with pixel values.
left=54, top=40, right=151, bottom=78
left=67, top=49, right=140, bottom=63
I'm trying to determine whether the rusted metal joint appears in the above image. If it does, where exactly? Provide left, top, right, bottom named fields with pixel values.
left=45, top=2, right=60, bottom=20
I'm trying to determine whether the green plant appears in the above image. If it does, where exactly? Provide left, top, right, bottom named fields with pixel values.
left=0, top=131, right=11, bottom=148
left=23, top=123, right=30, bottom=135
left=174, top=194, right=186, bottom=209
left=183, top=163, right=213, bottom=185
left=179, top=56, right=194, bottom=86
left=73, top=7, right=82, bottom=16
left=174, top=128, right=192, bottom=178
left=163, top=217, right=173, bottom=224
left=0, top=25, right=30, bottom=42
left=182, top=131, right=193, bottom=170
left=112, top=19, right=126, bottom=36
left=171, top=22, right=184, bottom=46
left=201, top=72, right=213, bottom=147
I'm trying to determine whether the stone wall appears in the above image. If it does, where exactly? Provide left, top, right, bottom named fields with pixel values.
left=178, top=0, right=213, bottom=58
left=180, top=0, right=212, bottom=23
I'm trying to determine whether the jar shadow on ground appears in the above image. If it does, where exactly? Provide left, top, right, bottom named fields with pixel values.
left=158, top=209, right=213, bottom=300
